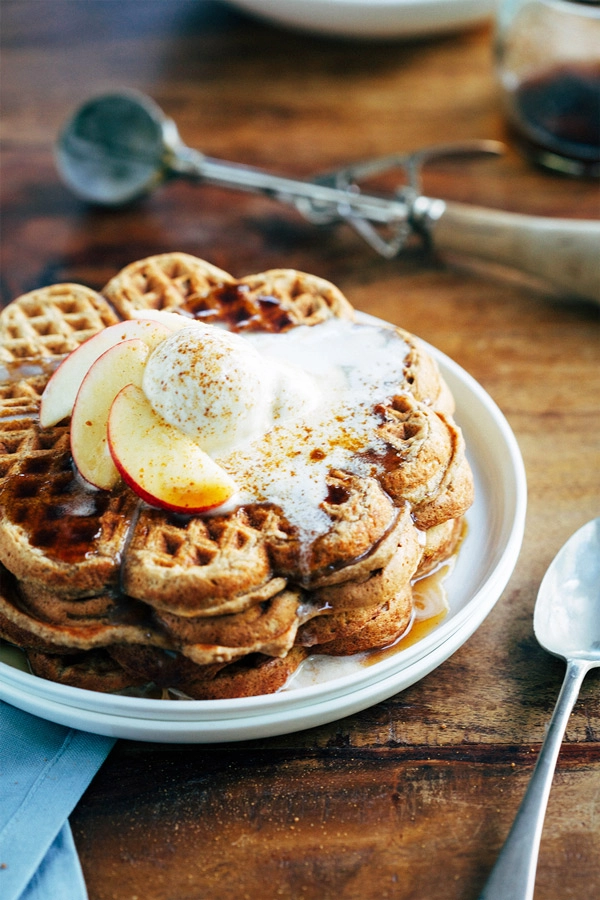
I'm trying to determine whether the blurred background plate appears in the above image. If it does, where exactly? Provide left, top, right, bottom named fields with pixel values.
left=223, top=0, right=497, bottom=40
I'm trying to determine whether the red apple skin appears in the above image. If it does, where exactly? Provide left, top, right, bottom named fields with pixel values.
left=110, top=458, right=233, bottom=515
left=70, top=339, right=150, bottom=490
left=107, top=384, right=237, bottom=514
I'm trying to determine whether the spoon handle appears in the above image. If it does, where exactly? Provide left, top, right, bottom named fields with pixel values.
left=478, top=658, right=590, bottom=900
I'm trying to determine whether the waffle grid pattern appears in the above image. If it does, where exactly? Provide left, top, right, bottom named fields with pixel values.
left=0, top=257, right=474, bottom=698
left=0, top=284, right=119, bottom=364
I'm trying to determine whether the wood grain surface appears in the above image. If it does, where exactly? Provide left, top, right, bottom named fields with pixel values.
left=1, top=3, right=599, bottom=898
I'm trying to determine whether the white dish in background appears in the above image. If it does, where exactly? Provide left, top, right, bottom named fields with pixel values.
left=224, top=0, right=496, bottom=40
left=0, top=325, right=527, bottom=743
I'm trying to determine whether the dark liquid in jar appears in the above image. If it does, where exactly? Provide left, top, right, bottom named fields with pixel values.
left=506, top=63, right=600, bottom=176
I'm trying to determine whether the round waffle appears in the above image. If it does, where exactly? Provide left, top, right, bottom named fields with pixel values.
left=300, top=587, right=414, bottom=656
left=374, top=393, right=474, bottom=529
left=156, top=588, right=306, bottom=665
left=312, top=508, right=422, bottom=610
left=108, top=645, right=310, bottom=700
left=0, top=419, right=138, bottom=597
left=0, top=374, right=49, bottom=419
left=28, top=649, right=140, bottom=693
left=0, top=256, right=474, bottom=698
left=103, top=253, right=355, bottom=329
left=122, top=506, right=287, bottom=617
left=0, top=568, right=169, bottom=655
left=0, top=283, right=118, bottom=367
left=101, top=253, right=235, bottom=320
left=244, top=470, right=401, bottom=588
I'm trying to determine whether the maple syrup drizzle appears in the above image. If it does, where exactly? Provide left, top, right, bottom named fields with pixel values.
left=358, top=521, right=468, bottom=669
left=179, top=283, right=296, bottom=333
left=324, top=482, right=351, bottom=506
left=362, top=570, right=451, bottom=667
left=5, top=458, right=111, bottom=565
left=0, top=640, right=29, bottom=672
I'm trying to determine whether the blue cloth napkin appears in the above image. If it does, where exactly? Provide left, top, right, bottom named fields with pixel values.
left=0, top=701, right=115, bottom=900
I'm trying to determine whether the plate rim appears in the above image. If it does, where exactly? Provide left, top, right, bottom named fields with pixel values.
left=0, top=582, right=514, bottom=742
left=0, top=328, right=527, bottom=739
left=224, top=0, right=496, bottom=39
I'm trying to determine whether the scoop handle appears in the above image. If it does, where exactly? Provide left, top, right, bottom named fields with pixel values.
left=415, top=198, right=600, bottom=304
left=477, top=658, right=591, bottom=900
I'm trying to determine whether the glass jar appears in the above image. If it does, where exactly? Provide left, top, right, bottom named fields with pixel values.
left=494, top=0, right=600, bottom=176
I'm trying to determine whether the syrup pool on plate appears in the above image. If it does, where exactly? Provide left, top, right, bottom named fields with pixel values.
left=284, top=561, right=454, bottom=689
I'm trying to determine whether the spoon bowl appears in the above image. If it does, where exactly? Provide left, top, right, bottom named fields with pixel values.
left=479, top=517, right=600, bottom=900
left=534, top=517, right=600, bottom=661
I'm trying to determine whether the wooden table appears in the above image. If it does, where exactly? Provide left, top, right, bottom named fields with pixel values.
left=2, top=3, right=599, bottom=898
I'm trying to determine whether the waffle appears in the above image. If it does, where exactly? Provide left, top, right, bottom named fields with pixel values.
left=0, top=256, right=474, bottom=699
left=243, top=470, right=401, bottom=588
left=154, top=588, right=305, bottom=665
left=0, top=375, right=48, bottom=418
left=375, top=393, right=474, bottom=530
left=0, top=417, right=138, bottom=597
left=108, top=645, right=310, bottom=700
left=0, top=283, right=119, bottom=367
left=299, top=587, right=414, bottom=656
left=103, top=253, right=355, bottom=329
left=312, top=506, right=422, bottom=610
left=122, top=506, right=288, bottom=617
left=28, top=649, right=141, bottom=693
left=0, top=571, right=167, bottom=655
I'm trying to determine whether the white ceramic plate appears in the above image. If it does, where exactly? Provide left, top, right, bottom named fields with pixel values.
left=0, top=331, right=527, bottom=742
left=224, top=0, right=497, bottom=40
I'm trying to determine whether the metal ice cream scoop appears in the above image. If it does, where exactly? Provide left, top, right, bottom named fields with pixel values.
left=55, top=90, right=600, bottom=303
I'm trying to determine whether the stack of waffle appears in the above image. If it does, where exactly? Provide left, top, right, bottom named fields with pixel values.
left=0, top=254, right=473, bottom=699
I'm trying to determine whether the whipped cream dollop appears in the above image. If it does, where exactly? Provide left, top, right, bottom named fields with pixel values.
left=143, top=316, right=411, bottom=542
left=143, top=323, right=317, bottom=456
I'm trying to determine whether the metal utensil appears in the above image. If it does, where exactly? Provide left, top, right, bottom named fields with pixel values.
left=478, top=517, right=600, bottom=900
left=55, top=90, right=600, bottom=303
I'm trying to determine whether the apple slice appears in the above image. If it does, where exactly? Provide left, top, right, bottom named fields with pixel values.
left=108, top=384, right=237, bottom=513
left=40, top=318, right=171, bottom=427
left=70, top=339, right=150, bottom=489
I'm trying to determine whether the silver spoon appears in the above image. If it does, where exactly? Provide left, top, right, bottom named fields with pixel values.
left=54, top=90, right=600, bottom=303
left=479, top=517, right=600, bottom=900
